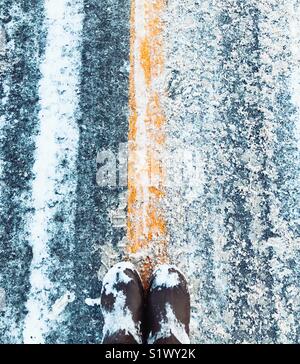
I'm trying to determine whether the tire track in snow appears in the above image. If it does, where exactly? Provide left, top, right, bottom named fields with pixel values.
left=218, top=0, right=300, bottom=343
left=216, top=1, right=278, bottom=343
left=164, top=0, right=300, bottom=343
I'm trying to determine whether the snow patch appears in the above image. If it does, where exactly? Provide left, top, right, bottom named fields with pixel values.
left=85, top=297, right=101, bottom=307
left=148, top=303, right=190, bottom=344
left=23, top=0, right=83, bottom=344
left=101, top=261, right=136, bottom=296
left=101, top=291, right=142, bottom=344
left=49, top=291, right=75, bottom=321
left=151, top=264, right=181, bottom=290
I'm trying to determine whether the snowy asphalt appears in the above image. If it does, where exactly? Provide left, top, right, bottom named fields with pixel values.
left=0, top=0, right=300, bottom=343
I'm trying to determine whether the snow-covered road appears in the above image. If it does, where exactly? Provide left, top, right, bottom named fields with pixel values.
left=0, top=0, right=299, bottom=343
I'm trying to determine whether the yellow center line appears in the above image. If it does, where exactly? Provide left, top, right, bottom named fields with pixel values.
left=127, top=0, right=168, bottom=285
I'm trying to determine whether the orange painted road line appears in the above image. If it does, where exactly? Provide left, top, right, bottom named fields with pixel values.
left=127, top=0, right=169, bottom=284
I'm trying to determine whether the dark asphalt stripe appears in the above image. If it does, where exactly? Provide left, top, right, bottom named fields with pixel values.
left=69, top=0, right=130, bottom=343
left=0, top=0, right=45, bottom=343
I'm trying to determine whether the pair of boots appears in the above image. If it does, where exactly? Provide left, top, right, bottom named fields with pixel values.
left=101, top=262, right=190, bottom=344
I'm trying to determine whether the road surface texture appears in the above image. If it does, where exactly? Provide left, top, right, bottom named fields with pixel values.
left=0, top=0, right=299, bottom=343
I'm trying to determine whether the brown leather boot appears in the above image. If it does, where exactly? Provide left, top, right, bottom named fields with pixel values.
left=146, top=264, right=190, bottom=344
left=100, top=261, right=144, bottom=344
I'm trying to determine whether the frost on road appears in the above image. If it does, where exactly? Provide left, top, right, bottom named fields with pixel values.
left=0, top=0, right=300, bottom=343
